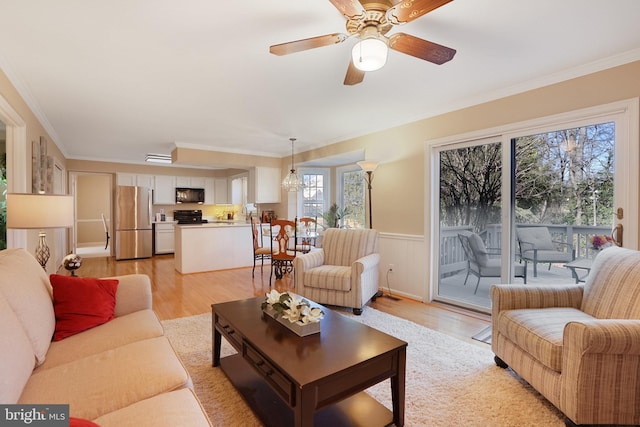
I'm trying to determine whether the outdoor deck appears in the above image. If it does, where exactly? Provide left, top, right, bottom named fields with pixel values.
left=438, top=260, right=588, bottom=309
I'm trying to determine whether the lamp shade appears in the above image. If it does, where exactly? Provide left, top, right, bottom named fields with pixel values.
left=352, top=38, right=388, bottom=72
left=7, top=193, right=74, bottom=229
left=357, top=160, right=379, bottom=172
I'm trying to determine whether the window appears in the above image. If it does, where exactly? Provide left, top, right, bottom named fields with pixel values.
left=337, top=165, right=365, bottom=229
left=299, top=168, right=329, bottom=226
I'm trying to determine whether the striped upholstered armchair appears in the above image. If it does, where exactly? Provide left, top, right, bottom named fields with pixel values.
left=491, top=246, right=640, bottom=426
left=294, top=228, right=380, bottom=315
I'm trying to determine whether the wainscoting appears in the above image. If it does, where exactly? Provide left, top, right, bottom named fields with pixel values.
left=378, top=232, right=426, bottom=301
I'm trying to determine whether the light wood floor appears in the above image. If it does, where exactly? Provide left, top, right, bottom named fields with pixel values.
left=69, top=254, right=492, bottom=348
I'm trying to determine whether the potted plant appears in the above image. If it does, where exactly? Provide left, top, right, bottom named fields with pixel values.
left=322, top=203, right=347, bottom=228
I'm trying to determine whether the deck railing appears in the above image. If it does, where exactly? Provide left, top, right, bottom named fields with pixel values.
left=440, top=224, right=612, bottom=277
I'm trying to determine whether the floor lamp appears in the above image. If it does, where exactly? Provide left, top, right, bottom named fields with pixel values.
left=6, top=193, right=75, bottom=270
left=357, top=161, right=378, bottom=229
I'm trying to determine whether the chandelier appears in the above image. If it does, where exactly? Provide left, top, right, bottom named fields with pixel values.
left=282, top=137, right=305, bottom=192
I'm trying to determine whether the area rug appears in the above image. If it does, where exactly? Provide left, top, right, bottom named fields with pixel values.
left=162, top=308, right=565, bottom=426
left=471, top=325, right=492, bottom=344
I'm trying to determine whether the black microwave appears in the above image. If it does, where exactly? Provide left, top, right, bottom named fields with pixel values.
left=175, top=187, right=205, bottom=204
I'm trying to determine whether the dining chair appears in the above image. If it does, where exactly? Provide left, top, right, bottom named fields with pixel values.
left=297, top=216, right=318, bottom=252
left=270, top=218, right=297, bottom=286
left=250, top=213, right=273, bottom=277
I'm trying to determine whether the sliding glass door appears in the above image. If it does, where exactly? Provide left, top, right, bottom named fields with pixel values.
left=432, top=101, right=637, bottom=311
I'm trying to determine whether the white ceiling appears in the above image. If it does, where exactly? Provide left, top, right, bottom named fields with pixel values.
left=0, top=0, right=639, bottom=167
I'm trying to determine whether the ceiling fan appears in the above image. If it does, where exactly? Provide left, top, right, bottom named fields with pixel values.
left=269, top=0, right=457, bottom=86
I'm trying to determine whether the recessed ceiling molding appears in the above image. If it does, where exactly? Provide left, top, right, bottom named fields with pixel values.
left=173, top=141, right=282, bottom=158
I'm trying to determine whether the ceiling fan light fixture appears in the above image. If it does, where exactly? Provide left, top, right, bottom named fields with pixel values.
left=352, top=37, right=388, bottom=72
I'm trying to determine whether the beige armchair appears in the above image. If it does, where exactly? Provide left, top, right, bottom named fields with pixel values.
left=294, top=228, right=380, bottom=315
left=491, top=246, right=640, bottom=426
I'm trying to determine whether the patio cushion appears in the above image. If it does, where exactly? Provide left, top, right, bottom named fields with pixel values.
left=467, top=233, right=489, bottom=266
left=517, top=227, right=555, bottom=250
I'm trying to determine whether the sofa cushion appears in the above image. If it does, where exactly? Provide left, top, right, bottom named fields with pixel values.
left=50, top=274, right=119, bottom=341
left=497, top=307, right=595, bottom=372
left=0, top=291, right=36, bottom=404
left=303, top=265, right=352, bottom=291
left=0, top=248, right=55, bottom=365
left=581, top=246, right=640, bottom=319
left=19, top=336, right=191, bottom=420
left=94, top=389, right=211, bottom=427
left=70, top=418, right=100, bottom=427
left=37, top=309, right=164, bottom=371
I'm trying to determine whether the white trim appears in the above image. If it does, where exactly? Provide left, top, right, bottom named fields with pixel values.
left=0, top=92, right=28, bottom=249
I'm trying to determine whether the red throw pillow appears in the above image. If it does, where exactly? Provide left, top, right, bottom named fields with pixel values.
left=50, top=274, right=119, bottom=341
left=70, top=417, right=100, bottom=427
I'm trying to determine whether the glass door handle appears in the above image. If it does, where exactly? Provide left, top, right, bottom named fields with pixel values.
left=612, top=224, right=623, bottom=247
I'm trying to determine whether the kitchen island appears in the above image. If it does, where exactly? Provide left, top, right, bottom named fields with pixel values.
left=174, top=222, right=253, bottom=274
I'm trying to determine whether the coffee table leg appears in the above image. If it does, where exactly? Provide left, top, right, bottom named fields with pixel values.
left=294, top=390, right=315, bottom=427
left=391, top=346, right=406, bottom=426
left=212, top=314, right=222, bottom=367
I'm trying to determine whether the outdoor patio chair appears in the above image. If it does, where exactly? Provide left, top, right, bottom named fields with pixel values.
left=458, top=231, right=527, bottom=294
left=516, top=226, right=575, bottom=277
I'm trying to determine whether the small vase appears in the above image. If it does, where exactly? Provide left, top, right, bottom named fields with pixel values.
left=263, top=306, right=321, bottom=337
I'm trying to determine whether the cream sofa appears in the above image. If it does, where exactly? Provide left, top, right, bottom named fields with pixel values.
left=0, top=248, right=211, bottom=426
left=491, top=246, right=640, bottom=426
left=294, top=228, right=380, bottom=315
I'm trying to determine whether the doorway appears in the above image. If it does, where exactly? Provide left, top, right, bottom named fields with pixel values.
left=70, top=172, right=112, bottom=258
left=430, top=100, right=639, bottom=312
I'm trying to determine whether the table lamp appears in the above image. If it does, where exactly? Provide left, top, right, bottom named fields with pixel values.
left=6, top=193, right=74, bottom=270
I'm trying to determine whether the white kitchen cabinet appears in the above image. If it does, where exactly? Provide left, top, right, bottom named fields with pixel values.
left=136, top=174, right=155, bottom=188
left=117, top=173, right=155, bottom=188
left=154, top=222, right=175, bottom=254
left=176, top=176, right=191, bottom=187
left=253, top=166, right=281, bottom=203
left=204, top=178, right=216, bottom=205
left=153, top=175, right=176, bottom=205
left=116, top=173, right=136, bottom=186
left=214, top=178, right=229, bottom=204
left=176, top=176, right=206, bottom=189
left=190, top=177, right=206, bottom=188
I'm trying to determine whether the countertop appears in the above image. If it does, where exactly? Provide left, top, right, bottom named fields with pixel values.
left=176, top=222, right=250, bottom=228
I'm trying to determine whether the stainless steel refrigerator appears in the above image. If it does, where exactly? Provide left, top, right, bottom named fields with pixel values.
left=115, top=185, right=153, bottom=260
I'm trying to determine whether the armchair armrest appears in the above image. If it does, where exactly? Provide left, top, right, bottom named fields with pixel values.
left=353, top=253, right=380, bottom=275
left=103, top=274, right=153, bottom=317
left=293, top=249, right=325, bottom=272
left=491, top=284, right=583, bottom=315
left=565, top=320, right=640, bottom=355
left=562, top=320, right=640, bottom=424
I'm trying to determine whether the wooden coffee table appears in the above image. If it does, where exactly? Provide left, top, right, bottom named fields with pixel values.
left=212, top=297, right=407, bottom=426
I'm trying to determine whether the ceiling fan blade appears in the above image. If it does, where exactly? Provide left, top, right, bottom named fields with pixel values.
left=270, top=33, right=348, bottom=56
left=386, top=0, right=454, bottom=25
left=328, top=0, right=366, bottom=20
left=388, top=32, right=456, bottom=65
left=344, top=59, right=365, bottom=85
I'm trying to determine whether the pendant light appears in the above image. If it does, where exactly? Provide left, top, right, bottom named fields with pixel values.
left=282, top=137, right=305, bottom=192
